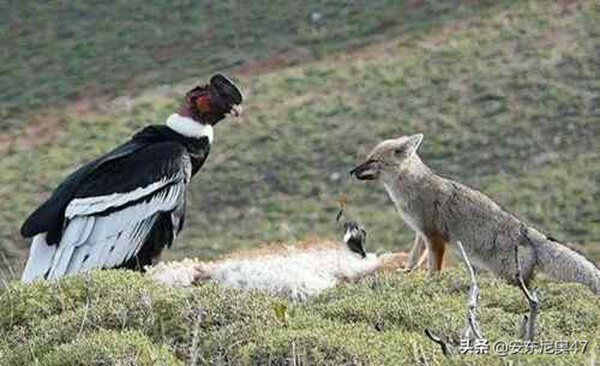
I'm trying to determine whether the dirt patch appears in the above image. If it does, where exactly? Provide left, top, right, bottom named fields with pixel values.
left=557, top=0, right=580, bottom=13
left=65, top=98, right=96, bottom=117
left=540, top=27, right=577, bottom=49
left=0, top=98, right=99, bottom=152
left=151, top=28, right=213, bottom=60
left=233, top=48, right=313, bottom=76
left=0, top=113, right=65, bottom=152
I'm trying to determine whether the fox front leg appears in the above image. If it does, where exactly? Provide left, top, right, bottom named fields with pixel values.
left=404, top=234, right=427, bottom=272
left=424, top=233, right=446, bottom=273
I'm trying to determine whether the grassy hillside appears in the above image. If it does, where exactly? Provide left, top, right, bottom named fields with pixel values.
left=1, top=269, right=598, bottom=365
left=0, top=0, right=512, bottom=133
left=2, top=0, right=599, bottom=277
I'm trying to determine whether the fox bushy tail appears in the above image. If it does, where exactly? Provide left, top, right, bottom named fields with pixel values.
left=527, top=227, right=600, bottom=294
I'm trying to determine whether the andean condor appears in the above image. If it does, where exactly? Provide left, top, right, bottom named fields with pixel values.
left=20, top=74, right=243, bottom=282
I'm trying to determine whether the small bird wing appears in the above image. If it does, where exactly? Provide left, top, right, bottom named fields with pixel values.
left=343, top=222, right=368, bottom=259
left=21, top=142, right=192, bottom=281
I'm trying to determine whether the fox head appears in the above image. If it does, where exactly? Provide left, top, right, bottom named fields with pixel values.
left=349, top=134, right=423, bottom=181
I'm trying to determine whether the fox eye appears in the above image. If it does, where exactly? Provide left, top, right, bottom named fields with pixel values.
left=394, top=147, right=405, bottom=155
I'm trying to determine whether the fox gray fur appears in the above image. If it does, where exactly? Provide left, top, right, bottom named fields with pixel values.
left=350, top=134, right=600, bottom=294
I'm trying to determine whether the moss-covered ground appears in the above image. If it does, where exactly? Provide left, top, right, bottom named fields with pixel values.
left=1, top=269, right=598, bottom=365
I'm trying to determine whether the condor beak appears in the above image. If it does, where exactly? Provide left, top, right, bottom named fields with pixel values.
left=350, top=160, right=381, bottom=180
left=229, top=104, right=243, bottom=117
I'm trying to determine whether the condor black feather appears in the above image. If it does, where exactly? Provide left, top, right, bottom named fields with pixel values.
left=21, top=75, right=243, bottom=282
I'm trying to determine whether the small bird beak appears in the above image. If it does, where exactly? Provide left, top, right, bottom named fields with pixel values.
left=229, top=104, right=243, bottom=117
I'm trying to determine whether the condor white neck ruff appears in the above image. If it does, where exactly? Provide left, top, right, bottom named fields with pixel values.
left=166, top=114, right=213, bottom=143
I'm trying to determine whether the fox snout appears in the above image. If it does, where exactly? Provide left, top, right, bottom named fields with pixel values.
left=350, top=160, right=381, bottom=180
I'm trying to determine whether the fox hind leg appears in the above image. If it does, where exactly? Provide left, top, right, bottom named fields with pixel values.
left=503, top=243, right=537, bottom=287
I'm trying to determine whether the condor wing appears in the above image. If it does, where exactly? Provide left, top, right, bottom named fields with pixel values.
left=21, top=142, right=191, bottom=282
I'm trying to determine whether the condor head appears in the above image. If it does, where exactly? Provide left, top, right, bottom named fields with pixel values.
left=181, top=74, right=244, bottom=126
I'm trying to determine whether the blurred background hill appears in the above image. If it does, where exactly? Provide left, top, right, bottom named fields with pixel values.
left=1, top=0, right=599, bottom=278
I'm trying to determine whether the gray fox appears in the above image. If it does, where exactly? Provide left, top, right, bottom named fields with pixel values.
left=350, top=134, right=600, bottom=293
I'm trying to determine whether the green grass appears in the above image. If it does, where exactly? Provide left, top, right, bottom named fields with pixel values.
left=1, top=0, right=599, bottom=275
left=0, top=0, right=513, bottom=133
left=1, top=269, right=598, bottom=365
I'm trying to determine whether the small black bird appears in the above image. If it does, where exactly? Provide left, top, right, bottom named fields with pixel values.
left=21, top=74, right=243, bottom=282
left=342, top=221, right=367, bottom=258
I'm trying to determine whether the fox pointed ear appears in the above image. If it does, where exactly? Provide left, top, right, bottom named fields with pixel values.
left=406, top=134, right=424, bottom=155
